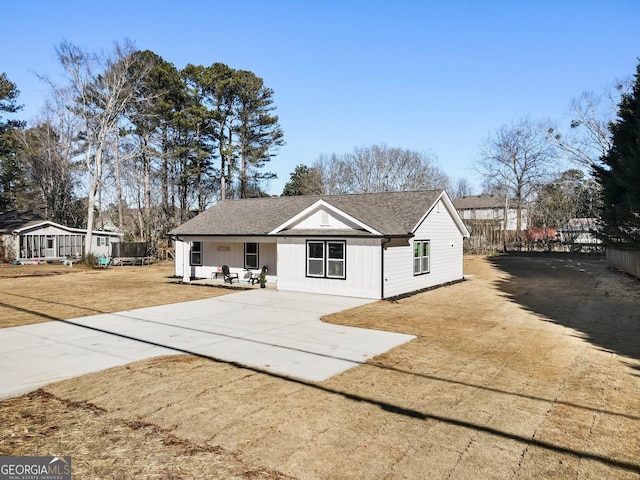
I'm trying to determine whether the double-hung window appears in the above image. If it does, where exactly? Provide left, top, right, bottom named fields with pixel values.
left=306, top=240, right=346, bottom=279
left=327, top=242, right=345, bottom=278
left=244, top=242, right=259, bottom=269
left=307, top=241, right=325, bottom=277
left=413, top=240, right=430, bottom=275
left=190, top=241, right=202, bottom=266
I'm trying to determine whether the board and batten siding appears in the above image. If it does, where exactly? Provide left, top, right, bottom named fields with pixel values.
left=277, top=237, right=382, bottom=299
left=383, top=199, right=465, bottom=298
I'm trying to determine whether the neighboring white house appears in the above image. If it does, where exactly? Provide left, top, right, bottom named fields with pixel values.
left=0, top=210, right=123, bottom=262
left=170, top=190, right=470, bottom=300
left=454, top=194, right=528, bottom=232
left=557, top=218, right=601, bottom=246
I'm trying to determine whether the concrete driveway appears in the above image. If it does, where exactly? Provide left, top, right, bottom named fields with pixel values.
left=0, top=290, right=415, bottom=400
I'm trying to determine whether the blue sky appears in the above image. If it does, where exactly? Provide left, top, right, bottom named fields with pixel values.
left=2, top=1, right=639, bottom=195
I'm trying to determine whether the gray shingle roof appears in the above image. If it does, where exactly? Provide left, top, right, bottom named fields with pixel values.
left=454, top=195, right=505, bottom=209
left=170, top=190, right=444, bottom=237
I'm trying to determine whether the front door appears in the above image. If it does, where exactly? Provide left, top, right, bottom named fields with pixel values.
left=45, top=236, right=55, bottom=258
left=215, top=245, right=231, bottom=268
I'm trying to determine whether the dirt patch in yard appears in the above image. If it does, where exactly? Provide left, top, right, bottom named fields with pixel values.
left=0, top=262, right=232, bottom=329
left=1, top=255, right=639, bottom=479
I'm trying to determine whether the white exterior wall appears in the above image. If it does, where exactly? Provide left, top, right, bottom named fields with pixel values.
left=277, top=237, right=382, bottom=299
left=91, top=235, right=116, bottom=257
left=383, top=199, right=465, bottom=298
left=175, top=239, right=184, bottom=277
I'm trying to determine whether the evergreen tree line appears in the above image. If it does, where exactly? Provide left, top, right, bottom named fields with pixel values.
left=594, top=61, right=640, bottom=249
left=0, top=41, right=284, bottom=246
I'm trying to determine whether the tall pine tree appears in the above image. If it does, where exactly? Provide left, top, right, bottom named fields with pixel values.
left=594, top=60, right=640, bottom=248
left=0, top=73, right=26, bottom=209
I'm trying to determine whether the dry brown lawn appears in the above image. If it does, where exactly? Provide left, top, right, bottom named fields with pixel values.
left=1, top=255, right=639, bottom=479
left=0, top=261, right=232, bottom=329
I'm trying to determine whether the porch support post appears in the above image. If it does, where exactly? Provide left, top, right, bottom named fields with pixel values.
left=182, top=241, right=191, bottom=283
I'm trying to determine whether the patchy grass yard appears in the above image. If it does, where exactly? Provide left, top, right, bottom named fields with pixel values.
left=1, top=255, right=639, bottom=479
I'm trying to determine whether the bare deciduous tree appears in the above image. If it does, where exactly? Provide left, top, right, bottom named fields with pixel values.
left=17, top=121, right=80, bottom=226
left=548, top=79, right=632, bottom=170
left=477, top=117, right=555, bottom=238
left=315, top=144, right=449, bottom=194
left=50, top=40, right=151, bottom=252
left=449, top=177, right=475, bottom=199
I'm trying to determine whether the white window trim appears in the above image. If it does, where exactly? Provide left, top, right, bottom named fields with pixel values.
left=413, top=240, right=430, bottom=275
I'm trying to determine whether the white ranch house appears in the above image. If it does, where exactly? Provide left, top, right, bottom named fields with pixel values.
left=0, top=211, right=123, bottom=263
left=170, top=190, right=470, bottom=300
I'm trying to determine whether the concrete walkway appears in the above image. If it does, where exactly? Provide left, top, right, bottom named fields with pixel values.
left=0, top=290, right=415, bottom=400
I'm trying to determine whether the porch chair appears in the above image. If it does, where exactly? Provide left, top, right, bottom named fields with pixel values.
left=244, top=266, right=267, bottom=285
left=97, top=254, right=111, bottom=268
left=221, top=265, right=239, bottom=284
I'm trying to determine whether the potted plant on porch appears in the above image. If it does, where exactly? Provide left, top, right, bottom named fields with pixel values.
left=258, top=266, right=268, bottom=288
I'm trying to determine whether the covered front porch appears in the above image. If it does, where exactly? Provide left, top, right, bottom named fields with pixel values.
left=175, top=236, right=277, bottom=286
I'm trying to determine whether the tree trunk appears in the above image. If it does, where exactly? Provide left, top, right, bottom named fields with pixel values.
left=113, top=134, right=124, bottom=231
left=240, top=149, right=247, bottom=198
left=84, top=146, right=102, bottom=255
left=220, top=159, right=226, bottom=201
left=197, top=157, right=203, bottom=213
left=161, top=125, right=169, bottom=229
left=143, top=134, right=151, bottom=242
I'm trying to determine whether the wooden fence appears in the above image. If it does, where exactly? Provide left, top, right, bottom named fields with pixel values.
left=607, top=248, right=640, bottom=279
